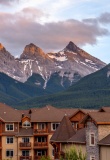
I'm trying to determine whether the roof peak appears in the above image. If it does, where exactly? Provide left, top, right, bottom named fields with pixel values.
left=50, top=115, right=75, bottom=142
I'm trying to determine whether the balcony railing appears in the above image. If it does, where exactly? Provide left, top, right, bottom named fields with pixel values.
left=19, top=142, right=31, bottom=149
left=34, top=142, right=48, bottom=148
left=19, top=156, right=32, bottom=160
left=34, top=129, right=48, bottom=134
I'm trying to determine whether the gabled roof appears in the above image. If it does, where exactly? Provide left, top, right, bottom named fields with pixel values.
left=69, top=109, right=86, bottom=120
left=98, top=134, right=110, bottom=146
left=69, top=109, right=98, bottom=120
left=22, top=116, right=31, bottom=122
left=98, top=106, right=110, bottom=112
left=81, top=112, right=110, bottom=124
left=0, top=103, right=21, bottom=122
left=67, top=128, right=86, bottom=144
left=50, top=115, right=76, bottom=142
left=31, top=105, right=67, bottom=122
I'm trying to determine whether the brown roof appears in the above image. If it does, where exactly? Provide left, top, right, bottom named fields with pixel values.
left=2, top=132, right=18, bottom=136
left=0, top=103, right=21, bottom=122
left=59, top=108, right=78, bottom=116
left=98, top=134, right=110, bottom=145
left=81, top=109, right=98, bottom=113
left=67, top=128, right=86, bottom=144
left=50, top=115, right=76, bottom=142
left=18, top=108, right=41, bottom=115
left=16, top=128, right=33, bottom=136
left=98, top=107, right=110, bottom=112
left=69, top=108, right=98, bottom=120
left=18, top=109, right=30, bottom=115
left=81, top=112, right=110, bottom=124
left=31, top=105, right=67, bottom=122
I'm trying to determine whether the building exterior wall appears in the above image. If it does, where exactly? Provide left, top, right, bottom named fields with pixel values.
left=48, top=134, right=54, bottom=159
left=2, top=135, right=17, bottom=160
left=100, top=146, right=110, bottom=160
left=98, top=125, right=110, bottom=141
left=86, top=122, right=99, bottom=160
left=17, top=136, right=34, bottom=159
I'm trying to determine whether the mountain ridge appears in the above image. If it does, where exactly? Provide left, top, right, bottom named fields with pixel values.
left=0, top=41, right=106, bottom=89
left=15, top=63, right=110, bottom=109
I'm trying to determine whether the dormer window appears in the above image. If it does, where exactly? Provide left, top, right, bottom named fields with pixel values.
left=22, top=120, right=31, bottom=127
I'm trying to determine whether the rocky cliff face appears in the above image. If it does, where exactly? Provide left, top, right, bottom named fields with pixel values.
left=0, top=42, right=106, bottom=89
left=47, top=41, right=105, bottom=83
left=0, top=43, right=23, bottom=81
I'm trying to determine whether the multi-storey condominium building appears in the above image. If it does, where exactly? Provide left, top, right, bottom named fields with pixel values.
left=2, top=102, right=109, bottom=160
left=0, top=103, right=79, bottom=160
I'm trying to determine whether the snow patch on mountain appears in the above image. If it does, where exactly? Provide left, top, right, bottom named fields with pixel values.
left=48, top=54, right=68, bottom=61
left=0, top=41, right=106, bottom=89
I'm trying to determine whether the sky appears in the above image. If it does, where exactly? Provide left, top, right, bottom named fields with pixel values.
left=0, top=0, right=110, bottom=63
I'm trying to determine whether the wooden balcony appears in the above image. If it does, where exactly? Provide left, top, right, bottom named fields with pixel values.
left=19, top=142, right=32, bottom=149
left=34, top=129, right=48, bottom=135
left=33, top=142, right=48, bottom=149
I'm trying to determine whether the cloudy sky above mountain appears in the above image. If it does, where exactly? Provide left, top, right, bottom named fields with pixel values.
left=0, top=0, right=110, bottom=63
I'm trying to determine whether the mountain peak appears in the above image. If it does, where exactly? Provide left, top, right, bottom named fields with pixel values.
left=0, top=43, right=5, bottom=51
left=20, top=43, right=45, bottom=59
left=65, top=41, right=78, bottom=52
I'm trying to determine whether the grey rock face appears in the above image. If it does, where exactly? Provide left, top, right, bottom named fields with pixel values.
left=0, top=42, right=106, bottom=89
left=47, top=41, right=106, bottom=83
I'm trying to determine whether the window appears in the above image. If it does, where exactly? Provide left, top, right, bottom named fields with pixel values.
left=22, top=137, right=30, bottom=143
left=6, top=150, right=13, bottom=157
left=38, top=123, right=46, bottom=130
left=22, top=150, right=29, bottom=156
left=22, top=121, right=31, bottom=127
left=37, top=150, right=46, bottom=156
left=90, top=155, right=95, bottom=160
left=37, top=136, right=46, bottom=142
left=72, top=122, right=74, bottom=127
left=51, top=123, right=60, bottom=131
left=6, top=137, right=13, bottom=144
left=5, top=124, right=14, bottom=131
left=75, top=122, right=78, bottom=130
left=52, top=149, right=55, bottom=157
left=89, top=133, right=95, bottom=146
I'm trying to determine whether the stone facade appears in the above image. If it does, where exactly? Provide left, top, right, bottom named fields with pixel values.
left=86, top=122, right=99, bottom=160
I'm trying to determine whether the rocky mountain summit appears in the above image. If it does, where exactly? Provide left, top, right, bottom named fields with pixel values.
left=0, top=41, right=106, bottom=89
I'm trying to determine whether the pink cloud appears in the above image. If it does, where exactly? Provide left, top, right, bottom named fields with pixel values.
left=0, top=10, right=109, bottom=56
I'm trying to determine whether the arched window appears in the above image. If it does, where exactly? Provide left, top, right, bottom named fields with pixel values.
left=22, top=120, right=31, bottom=127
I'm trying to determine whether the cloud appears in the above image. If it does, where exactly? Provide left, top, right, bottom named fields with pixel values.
left=83, top=12, right=110, bottom=24
left=99, top=12, right=110, bottom=24
left=0, top=10, right=109, bottom=56
left=0, top=0, right=19, bottom=6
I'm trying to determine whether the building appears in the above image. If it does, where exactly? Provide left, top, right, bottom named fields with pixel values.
left=1, top=102, right=109, bottom=160
left=0, top=103, right=79, bottom=160
left=50, top=107, right=110, bottom=160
